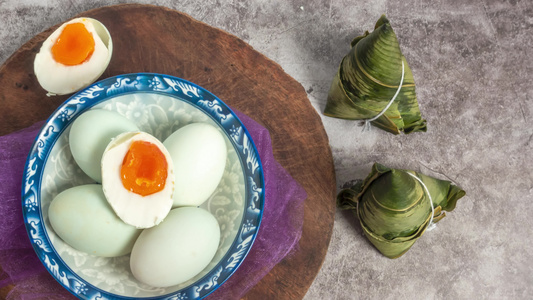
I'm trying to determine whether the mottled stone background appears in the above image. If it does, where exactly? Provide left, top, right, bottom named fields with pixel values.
left=1, top=0, right=532, bottom=299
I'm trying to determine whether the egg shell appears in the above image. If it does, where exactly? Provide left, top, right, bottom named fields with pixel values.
left=69, top=109, right=138, bottom=183
left=34, top=17, right=113, bottom=95
left=130, top=207, right=221, bottom=287
left=48, top=184, right=142, bottom=257
left=163, top=123, right=227, bottom=207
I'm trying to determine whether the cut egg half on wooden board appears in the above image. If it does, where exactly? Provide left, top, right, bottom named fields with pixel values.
left=34, top=17, right=113, bottom=96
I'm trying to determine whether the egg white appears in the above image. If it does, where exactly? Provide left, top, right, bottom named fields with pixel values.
left=101, top=132, right=175, bottom=229
left=34, top=17, right=112, bottom=95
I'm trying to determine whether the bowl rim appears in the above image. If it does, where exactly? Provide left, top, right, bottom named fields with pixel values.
left=21, top=73, right=265, bottom=299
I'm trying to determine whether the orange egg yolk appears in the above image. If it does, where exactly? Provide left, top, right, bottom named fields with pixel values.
left=121, top=141, right=168, bottom=197
left=51, top=22, right=95, bottom=66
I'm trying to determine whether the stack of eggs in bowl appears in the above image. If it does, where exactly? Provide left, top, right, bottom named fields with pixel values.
left=51, top=109, right=226, bottom=287
left=23, top=17, right=263, bottom=299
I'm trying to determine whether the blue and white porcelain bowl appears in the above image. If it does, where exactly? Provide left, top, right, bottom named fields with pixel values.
left=21, top=73, right=264, bottom=299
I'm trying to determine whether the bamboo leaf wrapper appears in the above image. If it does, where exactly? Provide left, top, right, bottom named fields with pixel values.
left=325, top=15, right=427, bottom=134
left=338, top=163, right=465, bottom=259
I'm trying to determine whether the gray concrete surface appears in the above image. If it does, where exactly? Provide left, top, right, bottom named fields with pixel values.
left=1, top=0, right=532, bottom=299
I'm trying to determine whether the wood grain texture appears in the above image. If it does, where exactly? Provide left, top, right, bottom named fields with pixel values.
left=0, top=4, right=336, bottom=299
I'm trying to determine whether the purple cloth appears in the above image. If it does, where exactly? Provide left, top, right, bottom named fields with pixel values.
left=0, top=111, right=306, bottom=299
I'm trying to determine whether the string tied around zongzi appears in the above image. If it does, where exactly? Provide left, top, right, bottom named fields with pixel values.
left=362, top=60, right=405, bottom=132
left=406, top=171, right=436, bottom=231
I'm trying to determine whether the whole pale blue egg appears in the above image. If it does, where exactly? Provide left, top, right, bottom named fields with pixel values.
left=69, top=109, right=138, bottom=182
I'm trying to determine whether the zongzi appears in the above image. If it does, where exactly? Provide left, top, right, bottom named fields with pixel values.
left=325, top=15, right=427, bottom=134
left=338, top=163, right=465, bottom=258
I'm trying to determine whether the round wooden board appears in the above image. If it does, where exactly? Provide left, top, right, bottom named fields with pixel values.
left=0, top=4, right=336, bottom=299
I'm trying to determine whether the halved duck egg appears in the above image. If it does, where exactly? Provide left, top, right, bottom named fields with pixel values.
left=102, top=132, right=174, bottom=229
left=34, top=17, right=113, bottom=95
